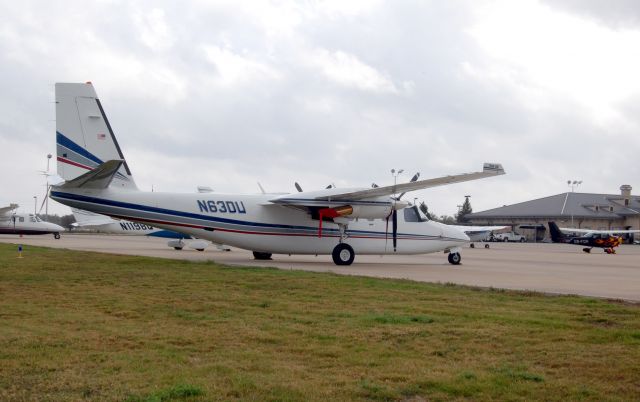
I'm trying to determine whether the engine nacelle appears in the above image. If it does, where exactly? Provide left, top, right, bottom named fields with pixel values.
left=347, top=205, right=392, bottom=219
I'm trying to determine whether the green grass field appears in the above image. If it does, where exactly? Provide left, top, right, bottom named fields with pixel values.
left=1, top=243, right=639, bottom=401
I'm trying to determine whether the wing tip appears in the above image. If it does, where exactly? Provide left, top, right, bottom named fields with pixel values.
left=483, top=162, right=505, bottom=175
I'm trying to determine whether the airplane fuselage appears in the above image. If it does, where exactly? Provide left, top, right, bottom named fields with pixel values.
left=0, top=213, right=64, bottom=237
left=51, top=189, right=468, bottom=255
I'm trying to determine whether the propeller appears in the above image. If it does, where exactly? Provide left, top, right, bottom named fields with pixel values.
left=385, top=202, right=401, bottom=252
left=385, top=172, right=419, bottom=251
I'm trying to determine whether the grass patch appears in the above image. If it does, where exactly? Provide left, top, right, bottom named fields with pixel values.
left=1, top=243, right=639, bottom=401
left=125, top=384, right=204, bottom=402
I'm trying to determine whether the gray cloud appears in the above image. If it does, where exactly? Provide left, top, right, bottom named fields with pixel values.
left=542, top=0, right=640, bottom=28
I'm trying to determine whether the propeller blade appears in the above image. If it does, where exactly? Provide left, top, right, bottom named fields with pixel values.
left=325, top=184, right=333, bottom=189
left=392, top=209, right=398, bottom=252
left=371, top=183, right=379, bottom=188
left=295, top=182, right=303, bottom=193
left=37, top=184, right=51, bottom=215
left=397, top=172, right=420, bottom=200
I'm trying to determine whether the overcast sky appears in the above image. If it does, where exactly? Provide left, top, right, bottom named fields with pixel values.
left=2, top=0, right=639, bottom=217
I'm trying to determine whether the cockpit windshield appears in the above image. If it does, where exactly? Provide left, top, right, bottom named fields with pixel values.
left=404, top=206, right=429, bottom=223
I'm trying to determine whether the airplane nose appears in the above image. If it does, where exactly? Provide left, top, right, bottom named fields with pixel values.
left=49, top=223, right=65, bottom=232
left=445, top=226, right=470, bottom=243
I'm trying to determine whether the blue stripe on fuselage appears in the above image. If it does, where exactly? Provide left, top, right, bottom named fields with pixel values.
left=56, top=131, right=104, bottom=165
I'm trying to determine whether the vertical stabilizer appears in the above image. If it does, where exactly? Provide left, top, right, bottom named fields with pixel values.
left=55, top=82, right=137, bottom=190
left=548, top=222, right=565, bottom=243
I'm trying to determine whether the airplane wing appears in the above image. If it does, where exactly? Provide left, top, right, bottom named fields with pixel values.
left=271, top=163, right=505, bottom=209
left=314, top=163, right=504, bottom=201
left=450, top=225, right=509, bottom=233
left=0, top=204, right=19, bottom=216
left=71, top=208, right=117, bottom=227
left=559, top=227, right=640, bottom=234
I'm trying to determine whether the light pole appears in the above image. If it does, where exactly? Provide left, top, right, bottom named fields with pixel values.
left=45, top=153, right=52, bottom=219
left=391, top=168, right=404, bottom=197
left=567, top=180, right=582, bottom=192
left=567, top=180, right=582, bottom=227
left=33, top=196, right=37, bottom=215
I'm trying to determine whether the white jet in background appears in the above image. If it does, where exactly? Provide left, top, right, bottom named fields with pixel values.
left=50, top=82, right=506, bottom=265
left=0, top=204, right=65, bottom=239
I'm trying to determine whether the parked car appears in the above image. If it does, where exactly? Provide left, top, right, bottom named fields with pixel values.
left=494, top=232, right=527, bottom=242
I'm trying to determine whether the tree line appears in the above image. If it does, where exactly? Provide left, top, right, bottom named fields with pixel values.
left=418, top=196, right=472, bottom=224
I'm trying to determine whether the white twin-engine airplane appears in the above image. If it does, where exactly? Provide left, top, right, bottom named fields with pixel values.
left=0, top=204, right=65, bottom=238
left=50, top=82, right=506, bottom=265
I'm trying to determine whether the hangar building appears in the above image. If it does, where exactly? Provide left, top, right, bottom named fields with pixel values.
left=466, top=185, right=640, bottom=242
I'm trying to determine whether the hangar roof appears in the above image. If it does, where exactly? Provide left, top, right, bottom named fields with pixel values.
left=467, top=192, right=640, bottom=219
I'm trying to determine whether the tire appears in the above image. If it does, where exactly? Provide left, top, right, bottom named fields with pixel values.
left=448, top=252, right=461, bottom=265
left=174, top=247, right=183, bottom=250
left=253, top=251, right=273, bottom=260
left=332, top=243, right=355, bottom=266
left=196, top=249, right=205, bottom=252
left=485, top=244, right=490, bottom=249
left=470, top=243, right=475, bottom=248
left=520, top=238, right=525, bottom=243
left=54, top=233, right=60, bottom=240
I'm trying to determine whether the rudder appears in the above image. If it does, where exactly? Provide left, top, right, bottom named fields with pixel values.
left=548, top=221, right=565, bottom=243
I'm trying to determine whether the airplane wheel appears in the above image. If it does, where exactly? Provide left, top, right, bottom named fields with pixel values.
left=470, top=243, right=475, bottom=248
left=253, top=251, right=273, bottom=260
left=582, top=248, right=591, bottom=253
left=485, top=244, right=490, bottom=249
left=448, top=252, right=461, bottom=265
left=196, top=249, right=205, bottom=252
left=520, top=238, right=526, bottom=243
left=54, top=233, right=61, bottom=240
left=174, top=247, right=183, bottom=250
left=332, top=243, right=355, bottom=266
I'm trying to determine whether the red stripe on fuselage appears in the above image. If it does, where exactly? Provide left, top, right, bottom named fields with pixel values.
left=57, top=156, right=93, bottom=171
left=108, top=214, right=436, bottom=240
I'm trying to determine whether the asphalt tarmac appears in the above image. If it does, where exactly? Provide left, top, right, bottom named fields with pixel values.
left=2, top=234, right=639, bottom=301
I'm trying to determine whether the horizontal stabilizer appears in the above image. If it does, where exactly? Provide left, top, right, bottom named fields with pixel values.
left=58, top=160, right=124, bottom=190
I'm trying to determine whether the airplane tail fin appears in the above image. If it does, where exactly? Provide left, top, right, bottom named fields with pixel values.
left=55, top=82, right=137, bottom=190
left=548, top=221, right=565, bottom=243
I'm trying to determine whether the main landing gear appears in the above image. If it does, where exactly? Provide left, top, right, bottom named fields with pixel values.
left=53, top=232, right=61, bottom=240
left=332, top=243, right=355, bottom=266
left=604, top=248, right=616, bottom=254
left=582, top=247, right=592, bottom=253
left=448, top=252, right=461, bottom=265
